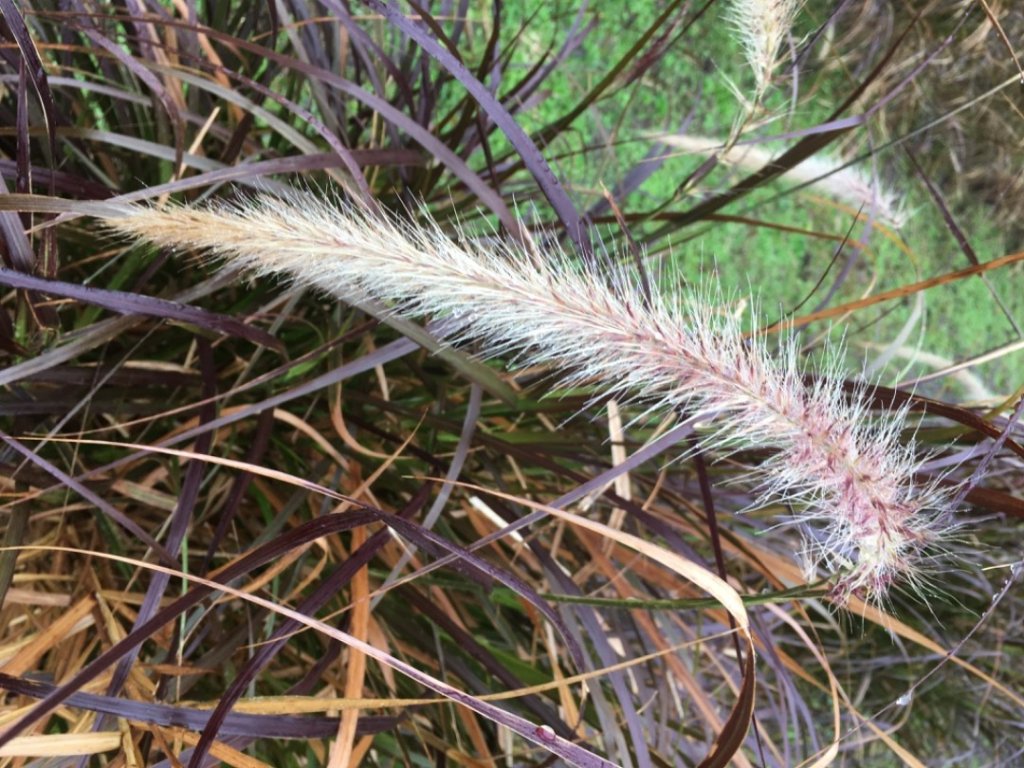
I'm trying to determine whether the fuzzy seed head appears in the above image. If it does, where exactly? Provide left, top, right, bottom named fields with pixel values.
left=660, top=134, right=907, bottom=228
left=728, top=0, right=801, bottom=97
left=102, top=191, right=953, bottom=604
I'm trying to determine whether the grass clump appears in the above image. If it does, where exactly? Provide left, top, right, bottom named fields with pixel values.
left=0, top=1, right=1022, bottom=766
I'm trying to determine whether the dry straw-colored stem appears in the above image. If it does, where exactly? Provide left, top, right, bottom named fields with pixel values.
left=102, top=193, right=951, bottom=603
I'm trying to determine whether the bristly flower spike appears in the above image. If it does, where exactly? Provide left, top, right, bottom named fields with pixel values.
left=728, top=0, right=802, bottom=99
left=101, top=191, right=953, bottom=604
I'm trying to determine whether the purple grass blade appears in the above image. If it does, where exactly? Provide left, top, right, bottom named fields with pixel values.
left=952, top=393, right=1024, bottom=508
left=360, top=0, right=591, bottom=255
left=15, top=61, right=30, bottom=201
left=316, top=0, right=416, bottom=115
left=0, top=673, right=399, bottom=738
left=0, top=266, right=284, bottom=352
left=21, top=364, right=199, bottom=388
left=0, top=193, right=131, bottom=219
left=0, top=161, right=114, bottom=198
left=0, top=176, right=36, bottom=273
left=0, top=431, right=177, bottom=564
left=70, top=10, right=186, bottom=173
left=154, top=627, right=349, bottom=767
left=0, top=0, right=60, bottom=163
left=81, top=151, right=422, bottom=205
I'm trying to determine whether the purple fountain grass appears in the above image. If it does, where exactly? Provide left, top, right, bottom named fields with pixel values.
left=100, top=192, right=953, bottom=604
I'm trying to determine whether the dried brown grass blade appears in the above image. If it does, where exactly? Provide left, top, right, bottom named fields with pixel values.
left=0, top=732, right=122, bottom=758
left=765, top=250, right=1024, bottom=333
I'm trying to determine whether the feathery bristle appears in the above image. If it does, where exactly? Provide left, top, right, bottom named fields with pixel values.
left=102, top=192, right=952, bottom=604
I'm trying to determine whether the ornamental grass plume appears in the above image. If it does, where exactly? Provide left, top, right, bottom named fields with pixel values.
left=101, top=192, right=952, bottom=603
left=728, top=0, right=801, bottom=98
left=658, top=134, right=907, bottom=228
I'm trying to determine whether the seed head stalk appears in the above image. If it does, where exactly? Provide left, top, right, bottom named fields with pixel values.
left=102, top=193, right=950, bottom=603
